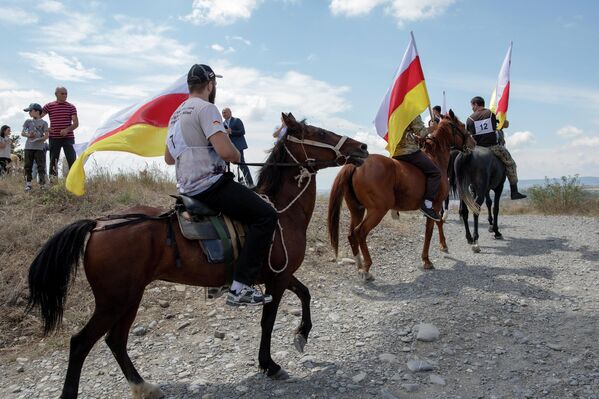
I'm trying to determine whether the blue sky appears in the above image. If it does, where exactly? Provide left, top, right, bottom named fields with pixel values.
left=1, top=0, right=598, bottom=188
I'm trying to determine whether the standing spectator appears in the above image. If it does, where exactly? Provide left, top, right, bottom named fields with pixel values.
left=222, top=107, right=253, bottom=186
left=0, top=125, right=12, bottom=176
left=41, top=86, right=78, bottom=178
left=428, top=105, right=442, bottom=127
left=32, top=142, right=49, bottom=183
left=272, top=115, right=287, bottom=142
left=22, top=103, right=49, bottom=191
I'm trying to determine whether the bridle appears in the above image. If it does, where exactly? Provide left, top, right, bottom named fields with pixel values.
left=426, top=119, right=472, bottom=153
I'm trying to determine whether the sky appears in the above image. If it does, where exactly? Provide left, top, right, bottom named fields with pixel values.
left=1, top=0, right=598, bottom=190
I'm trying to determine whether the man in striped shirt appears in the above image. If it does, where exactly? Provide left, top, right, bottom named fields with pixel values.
left=41, top=87, right=79, bottom=178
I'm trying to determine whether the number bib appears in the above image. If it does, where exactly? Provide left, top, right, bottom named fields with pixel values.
left=473, top=117, right=494, bottom=135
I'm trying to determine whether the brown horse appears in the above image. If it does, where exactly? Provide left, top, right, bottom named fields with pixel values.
left=26, top=113, right=368, bottom=399
left=328, top=110, right=474, bottom=280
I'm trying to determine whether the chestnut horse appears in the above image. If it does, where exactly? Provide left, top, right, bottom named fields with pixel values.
left=26, top=113, right=368, bottom=399
left=328, top=111, right=474, bottom=280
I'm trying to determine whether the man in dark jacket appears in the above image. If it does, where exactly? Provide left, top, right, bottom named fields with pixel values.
left=467, top=96, right=526, bottom=199
left=222, top=107, right=253, bottom=186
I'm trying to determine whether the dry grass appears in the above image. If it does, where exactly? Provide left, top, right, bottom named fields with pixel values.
left=0, top=167, right=176, bottom=351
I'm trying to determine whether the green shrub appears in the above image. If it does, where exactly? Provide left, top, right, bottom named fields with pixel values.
left=528, top=175, right=586, bottom=214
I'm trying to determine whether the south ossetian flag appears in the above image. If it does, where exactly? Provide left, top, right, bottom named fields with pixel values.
left=66, top=75, right=189, bottom=196
left=374, top=32, right=430, bottom=155
left=489, top=42, right=513, bottom=130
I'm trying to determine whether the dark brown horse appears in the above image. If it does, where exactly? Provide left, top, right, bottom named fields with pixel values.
left=328, top=111, right=474, bottom=280
left=26, top=113, right=368, bottom=399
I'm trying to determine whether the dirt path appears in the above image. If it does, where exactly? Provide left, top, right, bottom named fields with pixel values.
left=1, top=203, right=598, bottom=399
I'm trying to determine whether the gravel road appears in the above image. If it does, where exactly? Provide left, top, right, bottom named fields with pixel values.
left=1, top=202, right=598, bottom=399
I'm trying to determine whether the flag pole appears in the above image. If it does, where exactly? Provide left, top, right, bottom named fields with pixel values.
left=410, top=31, right=435, bottom=125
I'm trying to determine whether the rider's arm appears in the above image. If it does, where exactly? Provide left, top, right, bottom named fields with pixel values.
left=164, top=147, right=175, bottom=165
left=209, top=132, right=240, bottom=163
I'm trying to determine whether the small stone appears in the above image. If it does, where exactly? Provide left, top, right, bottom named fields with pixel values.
left=545, top=343, right=562, bottom=351
left=352, top=371, right=367, bottom=383
left=207, top=309, right=217, bottom=317
left=132, top=326, right=147, bottom=336
left=416, top=323, right=440, bottom=342
left=340, top=257, right=356, bottom=265
left=235, top=385, right=249, bottom=393
left=214, top=331, right=225, bottom=339
left=429, top=374, right=446, bottom=385
left=177, top=321, right=191, bottom=330
left=148, top=320, right=158, bottom=329
left=378, top=353, right=398, bottom=363
left=16, top=365, right=24, bottom=373
left=401, top=383, right=419, bottom=392
left=158, top=300, right=170, bottom=308
left=407, top=359, right=434, bottom=372
left=175, top=285, right=186, bottom=292
left=289, top=308, right=302, bottom=316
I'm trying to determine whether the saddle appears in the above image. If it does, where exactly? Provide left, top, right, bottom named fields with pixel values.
left=171, top=195, right=247, bottom=271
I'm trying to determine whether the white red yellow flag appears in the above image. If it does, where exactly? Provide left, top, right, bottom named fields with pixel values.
left=66, top=75, right=189, bottom=196
left=374, top=32, right=430, bottom=155
left=489, top=42, right=512, bottom=130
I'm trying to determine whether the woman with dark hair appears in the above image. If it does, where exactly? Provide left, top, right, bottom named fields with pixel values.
left=0, top=125, right=12, bottom=175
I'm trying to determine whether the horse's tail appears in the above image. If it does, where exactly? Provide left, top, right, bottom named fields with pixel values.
left=27, top=219, right=97, bottom=335
left=454, top=152, right=481, bottom=215
left=328, top=164, right=357, bottom=257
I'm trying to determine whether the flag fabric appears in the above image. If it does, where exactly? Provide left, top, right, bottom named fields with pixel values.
left=441, top=90, right=448, bottom=115
left=66, top=75, right=189, bottom=195
left=489, top=42, right=512, bottom=130
left=374, top=32, right=431, bottom=155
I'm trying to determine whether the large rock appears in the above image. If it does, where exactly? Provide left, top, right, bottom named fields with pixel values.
left=416, top=323, right=440, bottom=342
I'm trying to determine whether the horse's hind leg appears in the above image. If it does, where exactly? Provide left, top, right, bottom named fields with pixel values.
left=61, top=309, right=117, bottom=399
left=346, top=197, right=365, bottom=267
left=486, top=193, right=494, bottom=232
left=492, top=186, right=504, bottom=240
left=105, top=296, right=164, bottom=399
left=459, top=201, right=473, bottom=244
left=287, top=276, right=311, bottom=354
left=355, top=208, right=387, bottom=281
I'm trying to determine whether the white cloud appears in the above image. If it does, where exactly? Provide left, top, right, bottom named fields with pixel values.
left=211, top=43, right=235, bottom=53
left=20, top=51, right=101, bottom=82
left=0, top=77, right=17, bottom=91
left=330, top=0, right=455, bottom=25
left=571, top=136, right=599, bottom=147
left=94, top=85, right=151, bottom=100
left=0, top=7, right=39, bottom=24
left=227, top=35, right=252, bottom=46
left=512, top=146, right=599, bottom=180
left=182, top=0, right=263, bottom=25
left=505, top=130, right=534, bottom=148
left=557, top=125, right=583, bottom=138
left=353, top=130, right=387, bottom=154
left=0, top=89, right=45, bottom=123
left=40, top=0, right=65, bottom=13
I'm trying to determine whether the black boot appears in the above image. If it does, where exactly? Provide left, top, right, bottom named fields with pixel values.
left=510, top=183, right=527, bottom=200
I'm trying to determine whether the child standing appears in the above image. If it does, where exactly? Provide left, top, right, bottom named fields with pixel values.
left=22, top=103, right=49, bottom=191
left=0, top=125, right=12, bottom=176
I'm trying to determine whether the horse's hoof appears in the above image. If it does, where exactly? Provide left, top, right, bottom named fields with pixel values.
left=423, top=262, right=435, bottom=270
left=269, top=368, right=290, bottom=380
left=294, top=334, right=307, bottom=353
left=440, top=246, right=449, bottom=253
left=494, top=233, right=503, bottom=240
left=471, top=244, right=481, bottom=253
left=358, top=269, right=373, bottom=282
left=488, top=226, right=494, bottom=233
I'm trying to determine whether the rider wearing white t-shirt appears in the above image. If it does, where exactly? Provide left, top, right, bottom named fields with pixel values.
left=165, top=64, right=277, bottom=306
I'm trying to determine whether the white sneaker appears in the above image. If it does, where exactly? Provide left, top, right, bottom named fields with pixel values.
left=226, top=286, right=273, bottom=306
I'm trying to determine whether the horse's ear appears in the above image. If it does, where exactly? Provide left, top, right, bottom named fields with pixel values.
left=282, top=112, right=298, bottom=129
left=448, top=109, right=456, bottom=119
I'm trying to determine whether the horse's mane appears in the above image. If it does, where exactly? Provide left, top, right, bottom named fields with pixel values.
left=254, top=119, right=308, bottom=198
left=423, top=117, right=453, bottom=154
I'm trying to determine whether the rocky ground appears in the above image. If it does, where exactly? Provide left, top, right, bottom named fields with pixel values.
left=1, top=201, right=599, bottom=399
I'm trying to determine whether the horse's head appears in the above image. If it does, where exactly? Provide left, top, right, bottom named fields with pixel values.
left=282, top=112, right=369, bottom=168
left=438, top=109, right=476, bottom=151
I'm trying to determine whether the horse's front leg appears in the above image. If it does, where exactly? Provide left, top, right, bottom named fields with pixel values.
left=287, top=276, right=311, bottom=353
left=471, top=194, right=485, bottom=253
left=421, top=217, right=435, bottom=269
left=435, top=218, right=448, bottom=253
left=486, top=193, right=494, bottom=232
left=259, top=275, right=291, bottom=379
